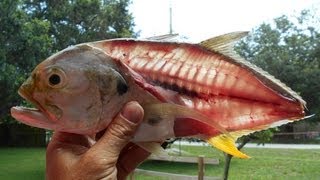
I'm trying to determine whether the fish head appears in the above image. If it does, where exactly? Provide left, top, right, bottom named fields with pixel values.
left=11, top=45, right=128, bottom=134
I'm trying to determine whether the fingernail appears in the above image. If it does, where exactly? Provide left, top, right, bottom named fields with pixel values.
left=121, top=102, right=143, bottom=124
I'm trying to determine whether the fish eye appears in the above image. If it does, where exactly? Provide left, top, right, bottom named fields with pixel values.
left=47, top=68, right=67, bottom=88
left=49, top=74, right=61, bottom=86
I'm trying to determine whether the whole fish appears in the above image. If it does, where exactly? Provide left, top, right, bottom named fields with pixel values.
left=11, top=32, right=306, bottom=158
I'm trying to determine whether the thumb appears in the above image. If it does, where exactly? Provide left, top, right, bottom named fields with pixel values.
left=92, top=101, right=144, bottom=156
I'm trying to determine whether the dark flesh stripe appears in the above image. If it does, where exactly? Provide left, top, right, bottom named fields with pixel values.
left=152, top=80, right=199, bottom=98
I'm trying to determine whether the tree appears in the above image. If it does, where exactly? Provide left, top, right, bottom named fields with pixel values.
left=0, top=0, right=136, bottom=123
left=22, top=0, right=136, bottom=51
left=0, top=0, right=52, bottom=122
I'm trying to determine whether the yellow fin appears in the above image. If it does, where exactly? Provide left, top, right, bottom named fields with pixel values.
left=207, top=134, right=250, bottom=159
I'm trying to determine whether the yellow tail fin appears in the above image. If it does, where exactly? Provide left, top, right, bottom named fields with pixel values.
left=207, top=134, right=250, bottom=159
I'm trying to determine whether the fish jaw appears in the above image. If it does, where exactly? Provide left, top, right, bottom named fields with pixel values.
left=11, top=106, right=56, bottom=130
left=11, top=91, right=58, bottom=130
left=18, top=77, right=60, bottom=122
left=10, top=85, right=58, bottom=130
left=11, top=71, right=60, bottom=130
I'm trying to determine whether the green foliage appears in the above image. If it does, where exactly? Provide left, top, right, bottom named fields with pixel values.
left=238, top=128, right=278, bottom=146
left=0, top=0, right=135, bottom=123
left=0, top=63, right=25, bottom=123
left=249, top=129, right=276, bottom=144
left=22, top=0, right=136, bottom=51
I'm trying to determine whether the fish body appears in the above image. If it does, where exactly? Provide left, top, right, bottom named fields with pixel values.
left=11, top=32, right=306, bottom=158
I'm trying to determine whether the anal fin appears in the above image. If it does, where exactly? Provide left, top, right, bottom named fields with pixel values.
left=207, top=134, right=250, bottom=159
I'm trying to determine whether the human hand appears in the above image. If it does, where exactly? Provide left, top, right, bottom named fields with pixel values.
left=46, top=101, right=150, bottom=180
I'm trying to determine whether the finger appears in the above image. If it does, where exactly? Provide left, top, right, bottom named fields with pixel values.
left=116, top=142, right=150, bottom=179
left=90, top=101, right=144, bottom=157
left=50, top=131, right=92, bottom=148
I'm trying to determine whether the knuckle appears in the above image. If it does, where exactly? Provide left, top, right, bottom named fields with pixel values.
left=108, top=120, right=135, bottom=140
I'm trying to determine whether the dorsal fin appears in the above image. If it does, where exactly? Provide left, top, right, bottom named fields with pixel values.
left=146, top=33, right=179, bottom=41
left=199, top=31, right=249, bottom=54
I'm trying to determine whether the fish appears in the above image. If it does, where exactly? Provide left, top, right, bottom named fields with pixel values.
left=11, top=32, right=306, bottom=158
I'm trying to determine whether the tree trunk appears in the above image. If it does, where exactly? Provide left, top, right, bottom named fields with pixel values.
left=223, top=137, right=251, bottom=180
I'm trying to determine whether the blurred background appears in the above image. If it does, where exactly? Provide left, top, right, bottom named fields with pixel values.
left=0, top=0, right=319, bottom=179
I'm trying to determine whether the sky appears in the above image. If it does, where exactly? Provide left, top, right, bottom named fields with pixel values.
left=129, top=0, right=320, bottom=42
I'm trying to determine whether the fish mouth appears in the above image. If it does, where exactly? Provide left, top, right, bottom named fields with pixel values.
left=10, top=86, right=57, bottom=130
left=18, top=86, right=46, bottom=113
left=11, top=106, right=56, bottom=130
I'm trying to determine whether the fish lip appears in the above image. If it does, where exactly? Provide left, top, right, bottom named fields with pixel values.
left=10, top=106, right=56, bottom=130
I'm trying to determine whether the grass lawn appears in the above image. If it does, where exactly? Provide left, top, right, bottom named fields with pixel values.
left=0, top=148, right=45, bottom=180
left=139, top=145, right=320, bottom=180
left=0, top=146, right=319, bottom=179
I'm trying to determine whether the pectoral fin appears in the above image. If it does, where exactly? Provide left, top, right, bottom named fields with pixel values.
left=207, top=134, right=250, bottom=159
